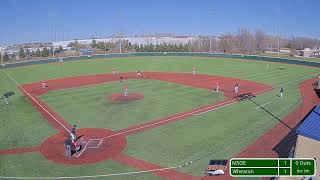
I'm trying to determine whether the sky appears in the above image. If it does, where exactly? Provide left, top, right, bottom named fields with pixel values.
left=0, top=0, right=319, bottom=45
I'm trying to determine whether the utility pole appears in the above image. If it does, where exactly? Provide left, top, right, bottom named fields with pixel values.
left=49, top=12, right=56, bottom=59
left=116, top=11, right=124, bottom=54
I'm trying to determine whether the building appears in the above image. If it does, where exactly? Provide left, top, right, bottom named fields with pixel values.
left=53, top=36, right=198, bottom=48
left=294, top=48, right=320, bottom=58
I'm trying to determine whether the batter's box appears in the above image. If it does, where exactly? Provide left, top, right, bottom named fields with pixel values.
left=86, top=138, right=103, bottom=149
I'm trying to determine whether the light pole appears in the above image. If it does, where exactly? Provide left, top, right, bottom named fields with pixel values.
left=116, top=11, right=124, bottom=54
left=48, top=12, right=56, bottom=59
left=277, top=24, right=280, bottom=58
left=105, top=39, right=107, bottom=55
left=208, top=9, right=214, bottom=53
left=0, top=51, right=3, bottom=66
left=274, top=8, right=280, bottom=58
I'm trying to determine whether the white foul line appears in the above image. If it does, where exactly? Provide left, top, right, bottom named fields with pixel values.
left=192, top=100, right=237, bottom=116
left=1, top=69, right=71, bottom=133
left=0, top=166, right=181, bottom=179
left=97, top=87, right=274, bottom=141
left=253, top=101, right=273, bottom=110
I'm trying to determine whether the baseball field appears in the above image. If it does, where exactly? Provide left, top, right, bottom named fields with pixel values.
left=0, top=55, right=319, bottom=179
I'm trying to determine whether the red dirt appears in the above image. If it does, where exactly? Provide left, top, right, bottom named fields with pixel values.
left=21, top=72, right=271, bottom=99
left=18, top=86, right=73, bottom=132
left=2, top=71, right=316, bottom=179
left=20, top=72, right=271, bottom=134
left=15, top=72, right=272, bottom=179
left=0, top=146, right=39, bottom=155
left=237, top=77, right=320, bottom=158
left=108, top=92, right=144, bottom=102
left=40, top=128, right=127, bottom=165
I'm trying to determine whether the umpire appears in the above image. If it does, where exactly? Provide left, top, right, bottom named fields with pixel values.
left=64, top=136, right=72, bottom=158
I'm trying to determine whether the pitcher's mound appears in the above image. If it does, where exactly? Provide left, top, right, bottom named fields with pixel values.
left=108, top=93, right=144, bottom=102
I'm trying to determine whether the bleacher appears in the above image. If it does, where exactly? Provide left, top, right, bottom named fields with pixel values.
left=297, top=105, right=320, bottom=141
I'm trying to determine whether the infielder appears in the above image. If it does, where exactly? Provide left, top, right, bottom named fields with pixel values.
left=192, top=66, right=197, bottom=76
left=137, top=70, right=142, bottom=77
left=42, top=80, right=47, bottom=89
left=112, top=68, right=117, bottom=76
left=215, top=82, right=219, bottom=93
left=234, top=83, right=239, bottom=94
left=280, top=87, right=284, bottom=99
left=124, top=84, right=128, bottom=97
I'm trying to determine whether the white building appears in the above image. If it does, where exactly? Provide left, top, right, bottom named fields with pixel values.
left=53, top=36, right=197, bottom=48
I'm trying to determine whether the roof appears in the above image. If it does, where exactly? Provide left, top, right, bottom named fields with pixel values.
left=297, top=105, right=320, bottom=141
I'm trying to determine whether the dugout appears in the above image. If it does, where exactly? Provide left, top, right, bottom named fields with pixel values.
left=295, top=105, right=320, bottom=179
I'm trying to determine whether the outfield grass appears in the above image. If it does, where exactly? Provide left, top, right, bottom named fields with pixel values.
left=0, top=152, right=163, bottom=179
left=0, top=56, right=319, bottom=178
left=123, top=83, right=303, bottom=176
left=0, top=73, right=57, bottom=149
left=40, top=80, right=224, bottom=130
left=5, top=56, right=318, bottom=86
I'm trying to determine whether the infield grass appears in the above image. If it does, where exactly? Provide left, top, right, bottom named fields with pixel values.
left=40, top=79, right=224, bottom=130
left=0, top=56, right=319, bottom=178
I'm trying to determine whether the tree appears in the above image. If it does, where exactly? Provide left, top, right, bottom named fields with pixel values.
left=219, top=34, right=234, bottom=53
left=73, top=41, right=80, bottom=51
left=67, top=42, right=74, bottom=47
left=97, top=42, right=106, bottom=50
left=255, top=29, right=266, bottom=53
left=19, top=47, right=26, bottom=58
left=25, top=48, right=31, bottom=56
left=58, top=45, right=63, bottom=52
left=41, top=47, right=49, bottom=57
left=3, top=53, right=10, bottom=62
left=35, top=48, right=41, bottom=56
left=91, top=39, right=97, bottom=48
left=178, top=43, right=184, bottom=52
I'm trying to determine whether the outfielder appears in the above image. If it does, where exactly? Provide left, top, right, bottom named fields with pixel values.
left=280, top=87, right=284, bottom=99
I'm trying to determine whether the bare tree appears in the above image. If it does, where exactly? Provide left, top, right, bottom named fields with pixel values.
left=218, top=33, right=234, bottom=53
left=237, top=28, right=255, bottom=54
left=255, top=29, right=266, bottom=53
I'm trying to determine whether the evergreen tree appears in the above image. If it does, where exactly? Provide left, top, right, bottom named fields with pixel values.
left=19, top=47, right=26, bottom=58
left=35, top=48, right=41, bottom=56
left=73, top=41, right=79, bottom=50
left=41, top=47, right=49, bottom=57
left=91, top=39, right=97, bottom=48
left=25, top=48, right=31, bottom=56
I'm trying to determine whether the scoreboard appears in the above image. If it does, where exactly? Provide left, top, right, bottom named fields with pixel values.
left=230, top=158, right=316, bottom=177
